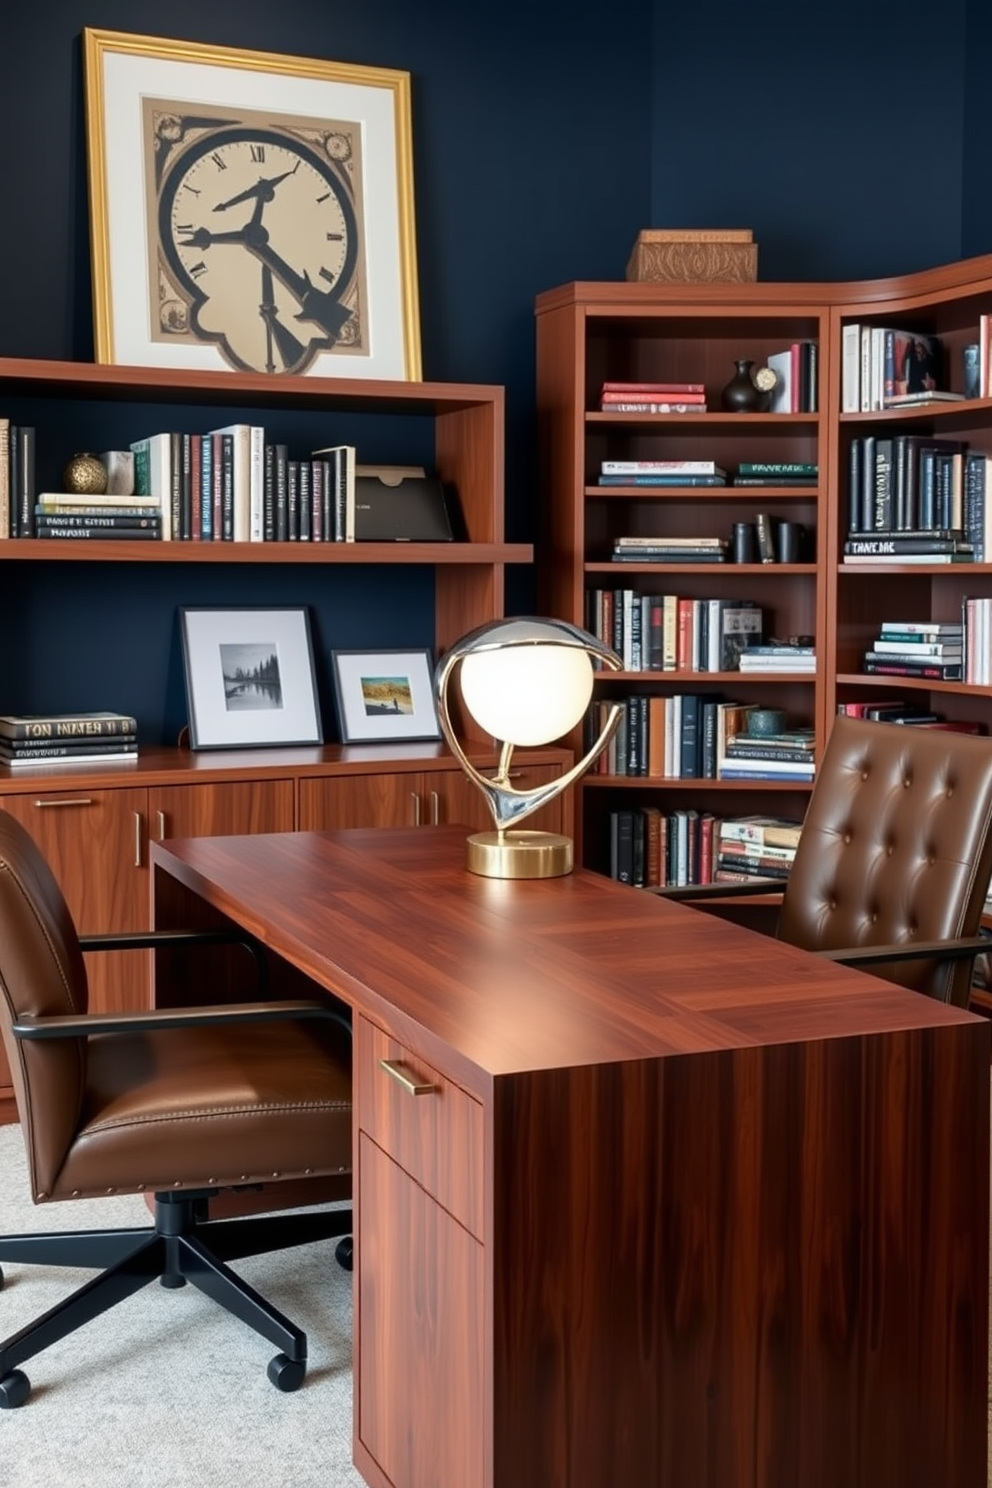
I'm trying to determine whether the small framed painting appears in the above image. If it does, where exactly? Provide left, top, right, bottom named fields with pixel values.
left=180, top=606, right=322, bottom=749
left=331, top=649, right=440, bottom=744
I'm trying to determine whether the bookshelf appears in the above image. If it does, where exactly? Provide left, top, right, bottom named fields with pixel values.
left=0, top=358, right=568, bottom=1113
left=536, top=257, right=992, bottom=886
left=535, top=280, right=830, bottom=876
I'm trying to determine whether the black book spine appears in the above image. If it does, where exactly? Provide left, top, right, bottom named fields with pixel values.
left=286, top=460, right=300, bottom=541
left=263, top=444, right=276, bottom=541
left=298, top=460, right=312, bottom=542
left=848, top=438, right=863, bottom=532
left=860, top=434, right=876, bottom=531
left=274, top=445, right=289, bottom=542
left=17, top=426, right=35, bottom=537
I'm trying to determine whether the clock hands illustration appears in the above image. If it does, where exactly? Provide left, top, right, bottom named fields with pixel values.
left=177, top=162, right=351, bottom=339
left=158, top=125, right=360, bottom=373
left=258, top=264, right=307, bottom=373
left=213, top=163, right=300, bottom=214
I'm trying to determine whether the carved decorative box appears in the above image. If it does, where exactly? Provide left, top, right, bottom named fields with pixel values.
left=626, top=229, right=758, bottom=284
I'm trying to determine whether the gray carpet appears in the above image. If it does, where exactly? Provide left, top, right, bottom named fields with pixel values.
left=0, top=1124, right=363, bottom=1488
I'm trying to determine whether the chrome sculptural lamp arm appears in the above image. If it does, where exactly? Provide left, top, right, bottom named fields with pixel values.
left=433, top=617, right=624, bottom=879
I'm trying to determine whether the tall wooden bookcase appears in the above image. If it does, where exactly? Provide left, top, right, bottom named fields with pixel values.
left=0, top=359, right=568, bottom=1119
left=535, top=257, right=992, bottom=877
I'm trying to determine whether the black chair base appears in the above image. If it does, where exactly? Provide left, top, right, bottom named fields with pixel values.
left=0, top=1190, right=352, bottom=1407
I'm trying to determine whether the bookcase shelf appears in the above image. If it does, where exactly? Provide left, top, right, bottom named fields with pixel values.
left=537, top=257, right=992, bottom=889
left=0, top=356, right=540, bottom=1103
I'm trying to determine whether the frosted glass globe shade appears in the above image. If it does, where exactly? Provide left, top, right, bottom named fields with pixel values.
left=459, top=644, right=594, bottom=747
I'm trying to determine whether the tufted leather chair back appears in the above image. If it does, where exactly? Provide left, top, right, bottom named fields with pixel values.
left=778, top=715, right=992, bottom=1006
left=0, top=811, right=88, bottom=1196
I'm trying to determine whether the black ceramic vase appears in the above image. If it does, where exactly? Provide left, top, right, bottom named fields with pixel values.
left=720, top=358, right=761, bottom=413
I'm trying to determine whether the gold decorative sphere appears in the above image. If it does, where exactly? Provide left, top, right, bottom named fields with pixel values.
left=62, top=452, right=108, bottom=495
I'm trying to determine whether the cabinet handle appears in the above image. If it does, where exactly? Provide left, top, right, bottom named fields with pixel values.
left=157, top=811, right=167, bottom=840
left=33, top=797, right=93, bottom=809
left=430, top=790, right=440, bottom=825
left=133, top=811, right=143, bottom=868
left=411, top=791, right=421, bottom=826
left=379, top=1058, right=436, bottom=1097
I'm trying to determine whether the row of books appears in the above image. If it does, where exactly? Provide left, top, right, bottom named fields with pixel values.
left=840, top=325, right=949, bottom=413
left=763, top=343, right=818, bottom=414
left=835, top=697, right=985, bottom=730
left=607, top=810, right=802, bottom=890
left=590, top=696, right=811, bottom=781
left=844, top=433, right=985, bottom=545
left=585, top=592, right=763, bottom=672
left=0, top=711, right=138, bottom=768
left=596, top=381, right=708, bottom=414
left=595, top=460, right=817, bottom=489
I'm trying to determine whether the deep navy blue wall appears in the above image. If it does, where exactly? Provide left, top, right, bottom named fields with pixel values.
left=0, top=1, right=986, bottom=738
left=649, top=0, right=969, bottom=281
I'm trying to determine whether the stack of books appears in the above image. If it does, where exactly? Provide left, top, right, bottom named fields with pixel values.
left=737, top=642, right=816, bottom=674
left=597, top=460, right=727, bottom=488
left=863, top=621, right=964, bottom=681
left=0, top=711, right=138, bottom=768
left=714, top=814, right=803, bottom=883
left=610, top=536, right=728, bottom=565
left=732, top=461, right=818, bottom=487
left=718, top=728, right=816, bottom=783
left=841, top=325, right=946, bottom=413
left=597, top=381, right=707, bottom=414
left=35, top=491, right=162, bottom=541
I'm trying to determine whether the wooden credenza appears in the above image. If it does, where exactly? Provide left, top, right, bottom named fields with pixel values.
left=150, top=826, right=991, bottom=1488
left=0, top=746, right=568, bottom=1120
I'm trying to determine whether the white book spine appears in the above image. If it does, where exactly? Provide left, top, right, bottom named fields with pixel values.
left=249, top=426, right=265, bottom=541
left=841, top=324, right=861, bottom=413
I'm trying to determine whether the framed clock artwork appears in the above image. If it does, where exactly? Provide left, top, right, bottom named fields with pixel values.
left=82, top=29, right=422, bottom=380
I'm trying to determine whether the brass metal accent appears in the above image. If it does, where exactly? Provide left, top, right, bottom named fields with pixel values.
left=34, top=798, right=93, bottom=808
left=133, top=811, right=142, bottom=867
left=466, top=829, right=573, bottom=880
left=379, top=1058, right=435, bottom=1096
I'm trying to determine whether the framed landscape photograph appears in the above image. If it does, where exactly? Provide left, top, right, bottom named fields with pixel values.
left=83, top=28, right=422, bottom=380
left=331, top=649, right=440, bottom=744
left=180, top=606, right=323, bottom=749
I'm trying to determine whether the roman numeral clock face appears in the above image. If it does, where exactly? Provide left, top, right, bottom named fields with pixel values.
left=155, top=123, right=361, bottom=375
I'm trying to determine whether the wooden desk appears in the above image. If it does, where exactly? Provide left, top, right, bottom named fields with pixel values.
left=150, top=826, right=991, bottom=1488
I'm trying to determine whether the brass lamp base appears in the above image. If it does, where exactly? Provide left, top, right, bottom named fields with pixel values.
left=466, top=829, right=574, bottom=880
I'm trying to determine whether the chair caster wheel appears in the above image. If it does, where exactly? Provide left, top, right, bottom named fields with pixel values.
left=0, top=1370, right=30, bottom=1408
left=335, top=1236, right=353, bottom=1272
left=267, top=1354, right=305, bottom=1393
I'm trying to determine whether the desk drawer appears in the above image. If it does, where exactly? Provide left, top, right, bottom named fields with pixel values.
left=356, top=1016, right=484, bottom=1241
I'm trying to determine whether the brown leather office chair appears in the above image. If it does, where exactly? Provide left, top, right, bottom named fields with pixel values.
left=0, top=810, right=352, bottom=1408
left=657, top=715, right=992, bottom=1007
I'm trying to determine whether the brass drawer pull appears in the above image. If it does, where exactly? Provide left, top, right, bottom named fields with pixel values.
left=34, top=798, right=93, bottom=808
left=379, top=1058, right=436, bottom=1096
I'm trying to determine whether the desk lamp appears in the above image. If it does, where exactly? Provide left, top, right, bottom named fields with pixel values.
left=434, top=617, right=623, bottom=879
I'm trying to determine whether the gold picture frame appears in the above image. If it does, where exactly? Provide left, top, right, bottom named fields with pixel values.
left=83, top=28, right=422, bottom=380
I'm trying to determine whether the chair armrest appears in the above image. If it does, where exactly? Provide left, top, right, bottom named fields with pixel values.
left=815, top=935, right=990, bottom=968
left=645, top=877, right=785, bottom=902
left=78, top=927, right=266, bottom=991
left=13, top=1000, right=352, bottom=1041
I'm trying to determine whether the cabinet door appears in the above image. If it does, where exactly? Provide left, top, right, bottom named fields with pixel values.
left=358, top=1133, right=484, bottom=1488
left=149, top=779, right=295, bottom=842
left=298, top=773, right=424, bottom=831
left=0, top=789, right=149, bottom=1013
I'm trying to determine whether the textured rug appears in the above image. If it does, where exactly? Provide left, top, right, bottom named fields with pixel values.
left=0, top=1124, right=363, bottom=1488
